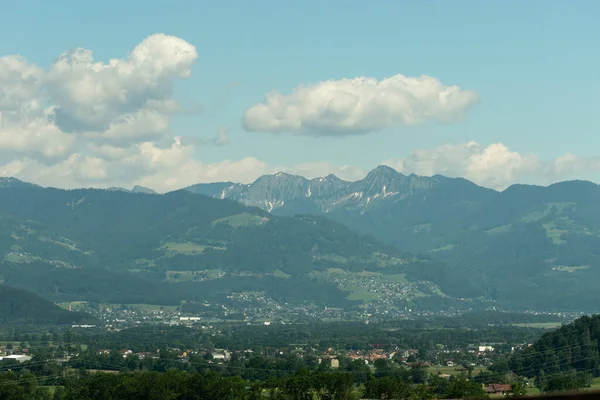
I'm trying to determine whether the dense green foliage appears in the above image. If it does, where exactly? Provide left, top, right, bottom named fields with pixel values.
left=189, top=167, right=600, bottom=311
left=71, top=314, right=545, bottom=355
left=322, top=180, right=600, bottom=310
left=0, top=285, right=96, bottom=325
left=0, top=184, right=432, bottom=308
left=510, top=314, right=600, bottom=379
left=0, top=312, right=588, bottom=398
left=0, top=367, right=493, bottom=400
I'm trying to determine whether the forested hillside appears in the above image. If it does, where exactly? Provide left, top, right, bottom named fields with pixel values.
left=0, top=181, right=445, bottom=309
left=187, top=167, right=600, bottom=311
left=510, top=315, right=600, bottom=379
left=0, top=285, right=96, bottom=325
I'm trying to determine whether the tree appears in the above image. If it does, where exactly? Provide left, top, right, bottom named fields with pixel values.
left=314, top=372, right=354, bottom=400
left=282, top=369, right=315, bottom=400
left=364, top=376, right=410, bottom=400
left=374, top=359, right=394, bottom=378
left=410, top=384, right=432, bottom=400
left=346, top=359, right=371, bottom=385
left=505, top=382, right=527, bottom=398
left=411, top=366, right=428, bottom=384
left=445, top=376, right=487, bottom=399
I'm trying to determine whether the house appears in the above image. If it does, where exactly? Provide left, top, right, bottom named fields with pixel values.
left=0, top=355, right=32, bottom=363
left=330, top=359, right=340, bottom=369
left=446, top=361, right=454, bottom=367
left=484, top=384, right=512, bottom=395
left=120, top=350, right=133, bottom=358
left=211, top=350, right=231, bottom=361
left=468, top=345, right=494, bottom=353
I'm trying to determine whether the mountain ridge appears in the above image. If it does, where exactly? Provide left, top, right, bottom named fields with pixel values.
left=3, top=172, right=600, bottom=311
left=0, top=183, right=456, bottom=312
left=184, top=165, right=492, bottom=215
left=182, top=168, right=600, bottom=311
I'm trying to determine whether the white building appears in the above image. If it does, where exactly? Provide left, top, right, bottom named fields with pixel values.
left=0, top=355, right=32, bottom=363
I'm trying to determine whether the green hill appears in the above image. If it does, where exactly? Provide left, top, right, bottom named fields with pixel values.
left=0, top=183, right=449, bottom=309
left=0, top=285, right=96, bottom=325
left=510, top=314, right=600, bottom=391
left=186, top=167, right=600, bottom=311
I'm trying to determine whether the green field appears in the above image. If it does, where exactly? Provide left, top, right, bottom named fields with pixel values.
left=273, top=269, right=291, bottom=279
left=211, top=212, right=268, bottom=228
left=57, top=301, right=91, bottom=311
left=511, top=322, right=562, bottom=329
left=345, top=291, right=380, bottom=302
left=165, top=269, right=224, bottom=282
left=542, top=223, right=568, bottom=245
left=426, top=365, right=488, bottom=377
left=4, top=253, right=39, bottom=263
left=485, top=224, right=512, bottom=235
left=162, top=242, right=210, bottom=254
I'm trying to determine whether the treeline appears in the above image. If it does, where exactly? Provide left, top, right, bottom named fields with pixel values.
left=0, top=187, right=420, bottom=308
left=72, top=322, right=543, bottom=354
left=510, top=315, right=600, bottom=379
left=0, top=368, right=495, bottom=400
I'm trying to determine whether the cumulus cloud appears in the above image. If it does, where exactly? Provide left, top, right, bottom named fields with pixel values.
left=0, top=34, right=200, bottom=161
left=46, top=34, right=198, bottom=135
left=0, top=55, right=73, bottom=160
left=1, top=35, right=598, bottom=193
left=0, top=34, right=246, bottom=190
left=383, top=141, right=600, bottom=190
left=1, top=136, right=269, bottom=192
left=243, top=74, right=479, bottom=136
left=213, top=128, right=230, bottom=146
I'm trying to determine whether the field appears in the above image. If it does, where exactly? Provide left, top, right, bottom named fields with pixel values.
left=426, top=365, right=488, bottom=377
left=162, top=242, right=210, bottom=254
left=211, top=212, right=268, bottom=228
left=165, top=269, right=224, bottom=282
left=511, top=322, right=562, bottom=329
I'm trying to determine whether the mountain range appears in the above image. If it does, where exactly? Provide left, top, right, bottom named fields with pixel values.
left=186, top=166, right=600, bottom=311
left=2, top=167, right=600, bottom=313
left=0, top=179, right=455, bottom=313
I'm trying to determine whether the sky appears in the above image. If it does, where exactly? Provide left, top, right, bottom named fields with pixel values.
left=0, top=0, right=599, bottom=192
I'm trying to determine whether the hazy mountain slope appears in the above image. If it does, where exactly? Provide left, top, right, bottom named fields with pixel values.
left=184, top=168, right=600, bottom=311
left=510, top=314, right=600, bottom=380
left=0, top=183, right=449, bottom=309
left=0, top=285, right=97, bottom=325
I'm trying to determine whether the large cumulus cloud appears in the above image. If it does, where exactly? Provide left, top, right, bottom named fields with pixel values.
left=0, top=34, right=239, bottom=190
left=243, top=74, right=479, bottom=136
left=384, top=141, right=600, bottom=190
left=1, top=35, right=597, bottom=192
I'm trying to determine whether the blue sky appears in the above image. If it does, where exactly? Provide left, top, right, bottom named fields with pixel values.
left=0, top=1, right=599, bottom=191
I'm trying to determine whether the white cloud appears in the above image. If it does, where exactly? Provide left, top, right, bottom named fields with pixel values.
left=551, top=153, right=600, bottom=179
left=1, top=135, right=270, bottom=192
left=383, top=141, right=600, bottom=190
left=213, top=128, right=229, bottom=146
left=243, top=74, right=479, bottom=136
left=2, top=35, right=599, bottom=193
left=46, top=34, right=197, bottom=136
left=0, top=55, right=73, bottom=160
left=0, top=34, right=245, bottom=190
left=0, top=33, right=200, bottom=167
